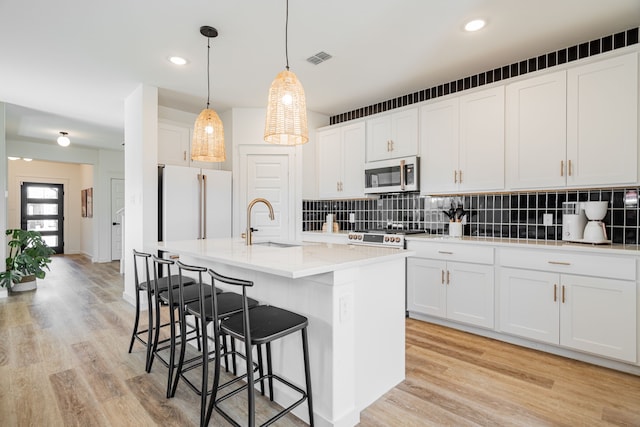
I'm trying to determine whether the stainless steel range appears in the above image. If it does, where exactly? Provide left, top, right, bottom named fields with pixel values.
left=347, top=229, right=426, bottom=248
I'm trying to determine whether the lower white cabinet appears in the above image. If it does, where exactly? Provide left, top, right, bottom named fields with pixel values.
left=499, top=250, right=637, bottom=363
left=407, top=258, right=494, bottom=329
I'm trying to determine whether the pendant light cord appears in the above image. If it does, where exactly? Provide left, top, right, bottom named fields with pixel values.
left=206, top=36, right=211, bottom=109
left=285, top=0, right=290, bottom=71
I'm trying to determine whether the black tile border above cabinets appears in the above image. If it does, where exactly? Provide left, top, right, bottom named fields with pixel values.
left=329, top=27, right=639, bottom=125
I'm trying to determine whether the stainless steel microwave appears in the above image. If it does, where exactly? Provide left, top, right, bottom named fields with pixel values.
left=364, top=156, right=419, bottom=194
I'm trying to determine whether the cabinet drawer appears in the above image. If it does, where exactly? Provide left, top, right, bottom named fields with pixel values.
left=407, top=241, right=494, bottom=264
left=499, top=248, right=636, bottom=281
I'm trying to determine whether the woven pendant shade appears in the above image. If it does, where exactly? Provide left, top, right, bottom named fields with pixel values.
left=264, top=69, right=309, bottom=145
left=191, top=108, right=225, bottom=162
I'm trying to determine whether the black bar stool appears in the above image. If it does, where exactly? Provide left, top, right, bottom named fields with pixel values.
left=206, top=269, right=314, bottom=427
left=174, top=261, right=259, bottom=427
left=148, top=255, right=220, bottom=397
left=128, top=249, right=196, bottom=372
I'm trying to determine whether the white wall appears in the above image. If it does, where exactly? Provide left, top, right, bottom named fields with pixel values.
left=0, top=103, right=6, bottom=265
left=80, top=164, right=93, bottom=255
left=7, top=159, right=87, bottom=255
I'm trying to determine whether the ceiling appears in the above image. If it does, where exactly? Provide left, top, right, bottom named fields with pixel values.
left=1, top=0, right=639, bottom=152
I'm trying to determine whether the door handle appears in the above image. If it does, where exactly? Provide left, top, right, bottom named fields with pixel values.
left=112, top=222, right=121, bottom=226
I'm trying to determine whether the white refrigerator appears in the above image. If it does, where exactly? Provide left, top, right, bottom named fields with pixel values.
left=160, top=165, right=232, bottom=241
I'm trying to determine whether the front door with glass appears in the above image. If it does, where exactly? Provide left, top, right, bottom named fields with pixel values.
left=20, top=182, right=64, bottom=254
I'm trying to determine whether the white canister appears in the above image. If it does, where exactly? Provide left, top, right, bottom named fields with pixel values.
left=326, top=214, right=334, bottom=234
left=449, top=222, right=462, bottom=237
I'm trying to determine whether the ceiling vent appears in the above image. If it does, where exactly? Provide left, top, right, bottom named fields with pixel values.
left=306, top=51, right=332, bottom=65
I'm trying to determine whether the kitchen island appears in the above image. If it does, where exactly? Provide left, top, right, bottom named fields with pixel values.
left=156, top=238, right=413, bottom=427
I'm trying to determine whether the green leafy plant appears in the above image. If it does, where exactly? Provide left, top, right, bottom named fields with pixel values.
left=0, top=229, right=55, bottom=289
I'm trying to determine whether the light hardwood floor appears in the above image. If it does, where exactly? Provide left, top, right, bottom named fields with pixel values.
left=0, top=255, right=639, bottom=426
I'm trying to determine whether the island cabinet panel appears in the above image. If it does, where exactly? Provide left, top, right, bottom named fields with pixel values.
left=566, top=52, right=638, bottom=187
left=420, top=85, right=504, bottom=194
left=317, top=121, right=365, bottom=198
left=366, top=107, right=418, bottom=162
left=506, top=70, right=567, bottom=189
left=498, top=248, right=637, bottom=363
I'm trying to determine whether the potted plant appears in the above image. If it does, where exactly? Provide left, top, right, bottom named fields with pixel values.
left=0, top=229, right=55, bottom=292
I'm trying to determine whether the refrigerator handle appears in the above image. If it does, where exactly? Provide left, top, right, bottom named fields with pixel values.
left=202, top=174, right=207, bottom=239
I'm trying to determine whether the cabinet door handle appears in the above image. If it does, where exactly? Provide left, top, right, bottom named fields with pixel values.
left=548, top=261, right=571, bottom=266
left=336, top=182, right=340, bottom=192
left=560, top=160, right=564, bottom=177
left=184, top=150, right=187, bottom=161
left=553, top=284, right=557, bottom=302
left=562, top=285, right=566, bottom=303
left=437, top=250, right=454, bottom=255
left=441, top=270, right=445, bottom=284
left=459, top=170, right=463, bottom=183
left=387, top=140, right=391, bottom=152
left=568, top=160, right=573, bottom=176
left=390, top=140, right=394, bottom=151
left=454, top=170, right=458, bottom=183
left=446, top=270, right=450, bottom=285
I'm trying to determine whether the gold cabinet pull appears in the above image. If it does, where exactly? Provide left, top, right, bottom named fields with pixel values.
left=560, top=160, right=564, bottom=177
left=553, top=284, right=557, bottom=302
left=441, top=270, right=445, bottom=284
left=390, top=140, right=394, bottom=151
left=454, top=170, right=458, bottom=183
left=184, top=150, right=187, bottom=161
left=459, top=170, right=463, bottom=183
left=437, top=250, right=454, bottom=255
left=446, top=270, right=450, bottom=285
left=562, top=285, right=566, bottom=303
left=548, top=261, right=571, bottom=266
left=568, top=159, right=572, bottom=176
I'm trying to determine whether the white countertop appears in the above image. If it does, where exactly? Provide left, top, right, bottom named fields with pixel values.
left=406, top=234, right=640, bottom=255
left=157, top=238, right=414, bottom=279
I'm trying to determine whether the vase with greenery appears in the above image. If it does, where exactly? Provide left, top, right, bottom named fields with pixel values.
left=0, top=229, right=55, bottom=290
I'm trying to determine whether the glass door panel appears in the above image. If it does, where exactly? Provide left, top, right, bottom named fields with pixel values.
left=21, top=182, right=64, bottom=254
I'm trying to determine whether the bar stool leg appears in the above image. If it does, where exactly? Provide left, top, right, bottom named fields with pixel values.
left=302, top=327, right=314, bottom=426
left=144, top=292, right=155, bottom=372
left=128, top=286, right=141, bottom=353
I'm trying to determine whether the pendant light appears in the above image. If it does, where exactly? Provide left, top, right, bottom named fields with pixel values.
left=191, top=26, right=225, bottom=162
left=264, top=0, right=308, bottom=145
left=57, top=131, right=70, bottom=147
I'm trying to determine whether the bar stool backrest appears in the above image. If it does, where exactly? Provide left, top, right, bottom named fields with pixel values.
left=176, top=261, right=220, bottom=344
left=132, top=249, right=152, bottom=291
left=152, top=255, right=175, bottom=306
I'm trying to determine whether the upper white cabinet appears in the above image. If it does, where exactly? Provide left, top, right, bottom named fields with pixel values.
left=421, top=86, right=505, bottom=194
left=366, top=108, right=418, bottom=162
left=317, top=121, right=365, bottom=198
left=506, top=70, right=567, bottom=189
left=507, top=52, right=638, bottom=190
left=158, top=121, right=190, bottom=167
left=567, top=52, right=638, bottom=187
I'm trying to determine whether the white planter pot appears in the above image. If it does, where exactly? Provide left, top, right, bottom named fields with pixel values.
left=10, top=276, right=37, bottom=293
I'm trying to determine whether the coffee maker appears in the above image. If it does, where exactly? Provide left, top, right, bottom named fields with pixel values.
left=562, top=202, right=586, bottom=241
left=582, top=201, right=609, bottom=243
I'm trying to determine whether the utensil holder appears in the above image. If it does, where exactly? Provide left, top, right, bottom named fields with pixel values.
left=449, top=222, right=462, bottom=237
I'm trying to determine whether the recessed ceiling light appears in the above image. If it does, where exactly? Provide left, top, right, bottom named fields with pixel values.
left=169, top=56, right=188, bottom=65
left=464, top=19, right=486, bottom=32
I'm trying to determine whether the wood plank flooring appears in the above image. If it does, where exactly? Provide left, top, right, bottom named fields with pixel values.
left=0, top=254, right=639, bottom=426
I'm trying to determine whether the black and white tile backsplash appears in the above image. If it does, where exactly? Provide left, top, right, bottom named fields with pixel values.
left=302, top=188, right=640, bottom=245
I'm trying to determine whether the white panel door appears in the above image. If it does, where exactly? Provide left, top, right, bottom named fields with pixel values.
left=340, top=122, right=366, bottom=197
left=560, top=274, right=637, bottom=362
left=446, top=262, right=494, bottom=328
left=406, top=258, right=447, bottom=318
left=163, top=165, right=199, bottom=241
left=499, top=267, right=559, bottom=344
left=111, top=178, right=125, bottom=260
left=246, top=154, right=290, bottom=241
left=203, top=169, right=231, bottom=238
left=317, top=128, right=342, bottom=198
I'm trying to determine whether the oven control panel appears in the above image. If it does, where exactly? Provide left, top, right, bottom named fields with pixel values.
left=347, top=232, right=405, bottom=248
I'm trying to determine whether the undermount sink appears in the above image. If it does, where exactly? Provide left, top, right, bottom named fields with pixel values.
left=252, top=241, right=301, bottom=248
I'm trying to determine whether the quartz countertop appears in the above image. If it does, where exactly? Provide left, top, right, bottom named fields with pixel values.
left=157, top=238, right=414, bottom=279
left=405, top=234, right=640, bottom=255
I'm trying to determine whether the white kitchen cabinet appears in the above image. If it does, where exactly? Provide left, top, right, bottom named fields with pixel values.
left=158, top=121, right=190, bottom=166
left=506, top=52, right=638, bottom=190
left=567, top=52, right=638, bottom=187
left=407, top=242, right=494, bottom=329
left=420, top=86, right=504, bottom=194
left=506, top=70, right=567, bottom=189
left=499, top=248, right=637, bottom=363
left=317, top=121, right=365, bottom=198
left=366, top=108, right=418, bottom=162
